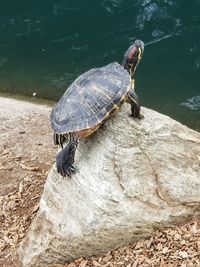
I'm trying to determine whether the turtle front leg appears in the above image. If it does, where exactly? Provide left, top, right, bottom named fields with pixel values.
left=127, top=85, right=143, bottom=119
left=56, top=133, right=78, bottom=177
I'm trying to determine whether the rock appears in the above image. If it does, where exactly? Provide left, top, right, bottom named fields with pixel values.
left=18, top=105, right=200, bottom=267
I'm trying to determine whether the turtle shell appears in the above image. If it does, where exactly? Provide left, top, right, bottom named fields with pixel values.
left=51, top=62, right=131, bottom=134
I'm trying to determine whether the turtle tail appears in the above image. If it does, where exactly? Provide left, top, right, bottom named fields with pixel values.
left=53, top=133, right=68, bottom=148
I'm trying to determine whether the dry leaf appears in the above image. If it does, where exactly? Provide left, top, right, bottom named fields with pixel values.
left=19, top=181, right=23, bottom=193
left=92, top=260, right=101, bottom=267
left=13, top=234, right=19, bottom=244
left=162, top=247, right=168, bottom=254
left=132, top=259, right=138, bottom=267
left=1, top=149, right=9, bottom=156
left=75, top=259, right=82, bottom=265
left=33, top=204, right=39, bottom=213
left=156, top=243, right=163, bottom=250
left=160, top=257, right=165, bottom=267
left=103, top=255, right=112, bottom=262
left=18, top=163, right=39, bottom=171
left=135, top=241, right=144, bottom=249
left=174, top=233, right=181, bottom=240
left=79, top=260, right=88, bottom=267
left=146, top=237, right=153, bottom=249
left=179, top=251, right=188, bottom=258
left=3, top=235, right=11, bottom=244
left=180, top=239, right=186, bottom=245
left=190, top=223, right=198, bottom=234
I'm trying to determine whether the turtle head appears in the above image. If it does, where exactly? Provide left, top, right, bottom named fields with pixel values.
left=122, top=39, right=144, bottom=77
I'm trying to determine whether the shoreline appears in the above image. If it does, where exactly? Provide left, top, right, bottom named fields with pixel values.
left=1, top=91, right=199, bottom=133
left=0, top=92, right=55, bottom=107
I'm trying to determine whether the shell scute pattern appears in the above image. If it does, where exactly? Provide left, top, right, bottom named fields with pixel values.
left=51, top=62, right=130, bottom=133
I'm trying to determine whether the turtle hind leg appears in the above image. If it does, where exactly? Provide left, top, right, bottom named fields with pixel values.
left=56, top=134, right=78, bottom=177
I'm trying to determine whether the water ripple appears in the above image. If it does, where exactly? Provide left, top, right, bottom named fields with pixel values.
left=180, top=96, right=200, bottom=111
left=50, top=33, right=78, bottom=43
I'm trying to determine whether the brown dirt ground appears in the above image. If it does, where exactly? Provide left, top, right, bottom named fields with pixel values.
left=0, top=96, right=199, bottom=267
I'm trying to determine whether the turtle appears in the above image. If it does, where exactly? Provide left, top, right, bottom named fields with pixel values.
left=51, top=39, right=144, bottom=177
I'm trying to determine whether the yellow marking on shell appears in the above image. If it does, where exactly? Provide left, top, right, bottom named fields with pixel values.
left=76, top=123, right=102, bottom=138
left=107, top=74, right=122, bottom=86
left=111, top=104, right=121, bottom=115
left=77, top=99, right=125, bottom=139
left=119, top=95, right=127, bottom=104
left=113, top=104, right=119, bottom=110
left=84, top=99, right=97, bottom=115
left=104, top=102, right=122, bottom=119
left=92, top=84, right=112, bottom=101
left=84, top=128, right=95, bottom=137
left=105, top=111, right=111, bottom=119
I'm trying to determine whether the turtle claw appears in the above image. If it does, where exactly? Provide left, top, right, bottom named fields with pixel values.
left=57, top=160, right=76, bottom=178
left=65, top=165, right=76, bottom=177
left=69, top=164, right=76, bottom=173
left=57, top=164, right=76, bottom=177
left=137, top=114, right=144, bottom=120
left=129, top=112, right=144, bottom=120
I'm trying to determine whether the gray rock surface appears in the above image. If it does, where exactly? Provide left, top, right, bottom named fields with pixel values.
left=18, top=105, right=200, bottom=267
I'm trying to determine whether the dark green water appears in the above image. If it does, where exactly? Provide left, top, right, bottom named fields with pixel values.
left=0, top=0, right=200, bottom=130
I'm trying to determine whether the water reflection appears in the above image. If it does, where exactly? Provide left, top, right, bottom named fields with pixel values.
left=0, top=0, right=199, bottom=130
left=180, top=96, right=200, bottom=111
